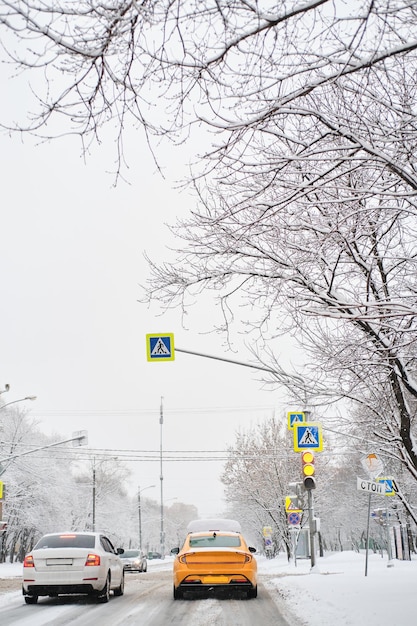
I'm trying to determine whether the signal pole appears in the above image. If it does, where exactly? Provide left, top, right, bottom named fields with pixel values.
left=307, top=488, right=316, bottom=568
left=159, top=396, right=165, bottom=558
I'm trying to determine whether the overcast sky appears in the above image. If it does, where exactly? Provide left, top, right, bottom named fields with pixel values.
left=0, top=66, right=296, bottom=517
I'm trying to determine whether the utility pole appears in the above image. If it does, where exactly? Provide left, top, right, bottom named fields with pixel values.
left=92, top=457, right=96, bottom=532
left=159, top=396, right=165, bottom=558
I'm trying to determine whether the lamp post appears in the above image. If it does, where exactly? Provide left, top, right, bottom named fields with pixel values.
left=0, top=429, right=87, bottom=524
left=0, top=396, right=37, bottom=411
left=0, top=430, right=87, bottom=476
left=138, top=485, right=155, bottom=551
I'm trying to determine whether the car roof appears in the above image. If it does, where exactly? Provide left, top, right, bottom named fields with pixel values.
left=41, top=532, right=100, bottom=537
left=186, top=519, right=242, bottom=533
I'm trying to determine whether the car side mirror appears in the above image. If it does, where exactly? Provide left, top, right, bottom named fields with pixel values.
left=249, top=546, right=256, bottom=553
left=171, top=547, right=180, bottom=555
left=117, top=548, right=125, bottom=555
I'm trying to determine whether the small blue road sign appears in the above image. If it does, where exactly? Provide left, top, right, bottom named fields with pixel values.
left=287, top=411, right=305, bottom=430
left=294, top=422, right=323, bottom=452
left=288, top=512, right=301, bottom=526
left=146, top=333, right=175, bottom=361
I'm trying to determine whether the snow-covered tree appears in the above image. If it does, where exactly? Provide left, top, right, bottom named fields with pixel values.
left=221, top=416, right=304, bottom=558
left=3, top=1, right=417, bottom=533
left=2, top=2, right=417, bottom=174
left=0, top=407, right=134, bottom=559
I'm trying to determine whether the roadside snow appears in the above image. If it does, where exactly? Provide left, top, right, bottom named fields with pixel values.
left=259, top=550, right=416, bottom=626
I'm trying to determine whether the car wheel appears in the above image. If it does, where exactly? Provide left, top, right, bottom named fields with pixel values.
left=97, top=573, right=110, bottom=603
left=248, top=585, right=258, bottom=599
left=113, top=572, right=125, bottom=596
left=25, top=595, right=38, bottom=604
left=173, top=585, right=183, bottom=600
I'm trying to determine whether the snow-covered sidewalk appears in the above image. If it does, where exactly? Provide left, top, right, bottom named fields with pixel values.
left=259, top=550, right=416, bottom=625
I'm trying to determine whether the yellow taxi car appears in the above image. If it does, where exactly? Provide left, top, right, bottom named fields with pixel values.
left=171, top=519, right=257, bottom=599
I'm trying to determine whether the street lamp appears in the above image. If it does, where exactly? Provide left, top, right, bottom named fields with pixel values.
left=138, top=485, right=155, bottom=551
left=0, top=396, right=37, bottom=411
left=0, top=430, right=87, bottom=522
left=0, top=430, right=87, bottom=473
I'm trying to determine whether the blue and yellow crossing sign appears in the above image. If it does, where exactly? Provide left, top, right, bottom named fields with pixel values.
left=376, top=477, right=397, bottom=496
left=294, top=422, right=323, bottom=452
left=287, top=411, right=306, bottom=430
left=285, top=496, right=302, bottom=514
left=146, top=333, right=175, bottom=362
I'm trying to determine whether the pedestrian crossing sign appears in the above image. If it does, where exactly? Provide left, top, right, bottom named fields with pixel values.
left=287, top=411, right=306, bottom=430
left=294, top=422, right=323, bottom=452
left=376, top=477, right=397, bottom=497
left=285, top=496, right=302, bottom=513
left=146, top=333, right=175, bottom=361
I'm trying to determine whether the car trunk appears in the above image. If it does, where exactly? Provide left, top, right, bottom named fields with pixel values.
left=182, top=549, right=250, bottom=567
left=31, top=548, right=93, bottom=572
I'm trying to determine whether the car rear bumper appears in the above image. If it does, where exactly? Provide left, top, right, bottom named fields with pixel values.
left=23, top=583, right=99, bottom=597
left=22, top=570, right=106, bottom=595
left=177, top=581, right=255, bottom=596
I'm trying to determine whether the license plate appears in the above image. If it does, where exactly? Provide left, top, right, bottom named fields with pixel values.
left=202, top=575, right=229, bottom=584
left=46, top=558, right=73, bottom=565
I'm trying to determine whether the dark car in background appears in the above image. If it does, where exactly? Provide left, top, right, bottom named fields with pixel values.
left=147, top=551, right=162, bottom=560
left=119, top=549, right=147, bottom=572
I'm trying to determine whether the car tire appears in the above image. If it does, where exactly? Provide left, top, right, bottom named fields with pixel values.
left=248, top=585, right=257, bottom=599
left=25, top=595, right=38, bottom=604
left=173, top=585, right=183, bottom=600
left=97, top=573, right=110, bottom=603
left=113, top=572, right=125, bottom=596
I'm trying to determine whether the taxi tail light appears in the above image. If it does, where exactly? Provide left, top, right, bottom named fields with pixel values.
left=231, top=576, right=248, bottom=583
left=85, top=553, right=101, bottom=567
left=23, top=555, right=35, bottom=568
left=179, top=555, right=188, bottom=564
left=244, top=554, right=252, bottom=563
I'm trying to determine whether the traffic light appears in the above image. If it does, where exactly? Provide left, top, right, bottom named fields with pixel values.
left=302, top=450, right=316, bottom=490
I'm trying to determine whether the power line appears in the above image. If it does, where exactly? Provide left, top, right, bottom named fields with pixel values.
left=29, top=404, right=276, bottom=417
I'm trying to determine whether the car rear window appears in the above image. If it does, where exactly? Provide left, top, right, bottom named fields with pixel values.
left=121, top=550, right=139, bottom=558
left=34, top=534, right=96, bottom=549
left=189, top=535, right=241, bottom=548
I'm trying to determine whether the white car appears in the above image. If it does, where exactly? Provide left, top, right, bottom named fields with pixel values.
left=22, top=531, right=125, bottom=604
left=120, top=549, right=147, bottom=572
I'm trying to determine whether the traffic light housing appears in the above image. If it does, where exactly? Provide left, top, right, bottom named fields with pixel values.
left=302, top=450, right=316, bottom=490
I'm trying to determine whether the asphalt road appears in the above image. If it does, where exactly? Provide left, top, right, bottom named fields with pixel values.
left=0, top=569, right=302, bottom=626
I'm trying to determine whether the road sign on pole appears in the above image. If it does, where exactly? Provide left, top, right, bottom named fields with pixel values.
left=288, top=512, right=301, bottom=526
left=287, top=411, right=305, bottom=430
left=376, top=477, right=397, bottom=496
left=293, top=422, right=323, bottom=452
left=361, top=453, right=384, bottom=479
left=356, top=477, right=386, bottom=495
left=285, top=495, right=302, bottom=513
left=146, top=334, right=175, bottom=361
